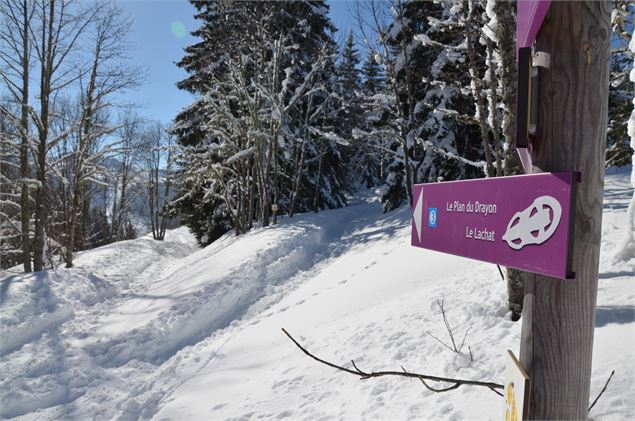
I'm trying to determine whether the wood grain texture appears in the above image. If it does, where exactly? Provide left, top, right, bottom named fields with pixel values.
left=518, top=2, right=611, bottom=420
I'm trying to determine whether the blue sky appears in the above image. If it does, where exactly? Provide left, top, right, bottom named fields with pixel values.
left=118, top=0, right=361, bottom=126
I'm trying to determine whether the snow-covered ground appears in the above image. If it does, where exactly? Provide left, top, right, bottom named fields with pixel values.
left=1, top=168, right=633, bottom=420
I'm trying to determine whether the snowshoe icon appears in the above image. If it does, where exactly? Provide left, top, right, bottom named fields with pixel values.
left=502, top=196, right=562, bottom=250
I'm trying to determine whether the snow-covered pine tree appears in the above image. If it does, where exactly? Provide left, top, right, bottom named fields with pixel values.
left=364, top=0, right=425, bottom=211
left=357, top=49, right=387, bottom=185
left=335, top=31, right=379, bottom=188
left=606, top=0, right=634, bottom=167
left=375, top=0, right=483, bottom=211
left=417, top=1, right=484, bottom=181
left=362, top=49, right=386, bottom=96
left=335, top=32, right=363, bottom=140
left=614, top=18, right=635, bottom=262
left=171, top=0, right=348, bottom=245
left=297, top=44, right=351, bottom=215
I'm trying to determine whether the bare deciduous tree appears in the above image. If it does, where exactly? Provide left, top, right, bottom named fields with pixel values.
left=0, top=0, right=35, bottom=272
left=142, top=122, right=173, bottom=241
left=29, top=0, right=99, bottom=270
left=61, top=3, right=140, bottom=267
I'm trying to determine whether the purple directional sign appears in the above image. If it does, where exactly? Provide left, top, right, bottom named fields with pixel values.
left=516, top=0, right=551, bottom=52
left=411, top=172, right=578, bottom=279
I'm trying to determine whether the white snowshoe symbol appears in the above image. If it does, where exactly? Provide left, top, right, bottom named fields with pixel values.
left=502, top=196, right=562, bottom=250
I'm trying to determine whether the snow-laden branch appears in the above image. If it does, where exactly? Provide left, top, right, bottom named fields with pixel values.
left=225, top=146, right=256, bottom=165
left=414, top=33, right=466, bottom=51
left=416, top=137, right=487, bottom=172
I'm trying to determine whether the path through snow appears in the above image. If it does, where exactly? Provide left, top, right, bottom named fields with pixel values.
left=0, top=169, right=633, bottom=420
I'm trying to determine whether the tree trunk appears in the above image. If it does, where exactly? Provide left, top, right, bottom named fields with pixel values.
left=272, top=143, right=278, bottom=226
left=486, top=38, right=503, bottom=176
left=313, top=144, right=324, bottom=213
left=80, top=186, right=90, bottom=249
left=18, top=0, right=31, bottom=272
left=289, top=139, right=306, bottom=218
left=33, top=0, right=56, bottom=272
left=247, top=161, right=254, bottom=230
left=497, top=0, right=523, bottom=178
left=65, top=179, right=81, bottom=268
left=289, top=93, right=314, bottom=218
left=33, top=122, right=47, bottom=271
left=505, top=268, right=524, bottom=321
left=67, top=50, right=98, bottom=268
left=110, top=174, right=118, bottom=242
left=519, top=2, right=610, bottom=419
left=116, top=164, right=128, bottom=241
left=148, top=177, right=156, bottom=239
left=262, top=138, right=273, bottom=227
left=495, top=0, right=527, bottom=317
left=466, top=5, right=494, bottom=177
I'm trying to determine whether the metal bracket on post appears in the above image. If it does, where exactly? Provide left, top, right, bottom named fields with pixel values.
left=532, top=51, right=551, bottom=69
left=516, top=48, right=552, bottom=173
left=516, top=47, right=534, bottom=173
left=528, top=51, right=550, bottom=136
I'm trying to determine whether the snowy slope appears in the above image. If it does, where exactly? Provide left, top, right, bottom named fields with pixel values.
left=0, top=169, right=633, bottom=420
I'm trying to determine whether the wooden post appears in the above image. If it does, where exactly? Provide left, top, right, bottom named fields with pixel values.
left=519, top=2, right=610, bottom=419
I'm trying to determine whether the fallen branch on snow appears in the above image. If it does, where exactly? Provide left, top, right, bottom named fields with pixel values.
left=281, top=328, right=503, bottom=396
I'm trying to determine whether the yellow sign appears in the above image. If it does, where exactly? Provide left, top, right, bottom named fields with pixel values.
left=504, top=350, right=530, bottom=420
left=506, top=381, right=518, bottom=421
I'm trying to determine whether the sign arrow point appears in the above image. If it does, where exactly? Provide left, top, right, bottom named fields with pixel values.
left=413, top=191, right=423, bottom=242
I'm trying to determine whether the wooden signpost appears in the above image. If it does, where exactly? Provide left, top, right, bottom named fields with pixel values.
left=517, top=2, right=610, bottom=419
left=411, top=1, right=609, bottom=419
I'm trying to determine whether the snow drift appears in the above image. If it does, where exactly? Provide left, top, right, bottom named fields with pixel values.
left=0, top=169, right=633, bottom=420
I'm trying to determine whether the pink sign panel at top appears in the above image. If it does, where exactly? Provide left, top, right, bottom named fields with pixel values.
left=411, top=172, right=577, bottom=279
left=516, top=0, right=551, bottom=52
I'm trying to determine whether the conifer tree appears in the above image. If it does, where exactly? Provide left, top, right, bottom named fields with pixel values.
left=361, top=49, right=385, bottom=96
left=372, top=0, right=483, bottom=211
left=606, top=0, right=634, bottom=167
left=171, top=0, right=348, bottom=245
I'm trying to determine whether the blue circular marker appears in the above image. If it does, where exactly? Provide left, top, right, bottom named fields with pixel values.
left=428, top=208, right=438, bottom=228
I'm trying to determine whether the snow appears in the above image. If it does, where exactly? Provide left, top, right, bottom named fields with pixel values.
left=1, top=171, right=633, bottom=420
left=414, top=33, right=432, bottom=46
left=387, top=18, right=409, bottom=41
left=481, top=0, right=499, bottom=43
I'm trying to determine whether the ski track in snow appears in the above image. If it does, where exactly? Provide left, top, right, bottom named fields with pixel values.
left=0, top=169, right=633, bottom=420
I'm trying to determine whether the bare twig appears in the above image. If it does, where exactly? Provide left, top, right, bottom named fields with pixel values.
left=426, top=300, right=472, bottom=355
left=439, top=300, right=458, bottom=351
left=458, top=327, right=472, bottom=353
left=425, top=330, right=457, bottom=353
left=281, top=328, right=504, bottom=395
left=588, top=370, right=615, bottom=411
left=496, top=265, right=505, bottom=281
